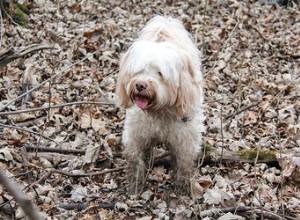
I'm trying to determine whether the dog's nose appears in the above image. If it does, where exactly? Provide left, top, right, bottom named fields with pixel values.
left=136, top=82, right=148, bottom=91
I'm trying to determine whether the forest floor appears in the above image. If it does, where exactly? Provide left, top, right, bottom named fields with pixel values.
left=0, top=0, right=300, bottom=219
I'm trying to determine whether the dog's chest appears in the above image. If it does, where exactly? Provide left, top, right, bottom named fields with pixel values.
left=147, top=117, right=182, bottom=141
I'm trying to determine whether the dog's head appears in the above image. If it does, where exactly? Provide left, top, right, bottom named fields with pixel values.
left=116, top=40, right=200, bottom=118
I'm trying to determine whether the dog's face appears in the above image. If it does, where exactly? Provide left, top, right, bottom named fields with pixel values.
left=116, top=40, right=198, bottom=117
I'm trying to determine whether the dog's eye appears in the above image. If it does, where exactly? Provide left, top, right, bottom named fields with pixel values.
left=158, top=71, right=163, bottom=77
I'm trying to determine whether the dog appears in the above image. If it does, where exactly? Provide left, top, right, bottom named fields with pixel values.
left=116, top=16, right=206, bottom=195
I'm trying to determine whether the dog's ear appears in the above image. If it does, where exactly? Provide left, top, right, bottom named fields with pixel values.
left=116, top=53, right=131, bottom=108
left=175, top=61, right=199, bottom=118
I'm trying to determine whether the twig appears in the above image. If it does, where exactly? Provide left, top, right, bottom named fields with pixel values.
left=9, top=170, right=32, bottom=178
left=0, top=123, right=56, bottom=143
left=0, top=123, right=54, bottom=142
left=219, top=105, right=224, bottom=165
left=0, top=52, right=96, bottom=111
left=125, top=146, right=299, bottom=166
left=58, top=203, right=89, bottom=211
left=24, top=146, right=86, bottom=155
left=58, top=201, right=116, bottom=211
left=21, top=167, right=124, bottom=196
left=204, top=15, right=240, bottom=77
left=251, top=208, right=288, bottom=220
left=0, top=1, right=21, bottom=27
left=0, top=170, right=46, bottom=220
left=50, top=166, right=125, bottom=177
left=250, top=25, right=270, bottom=41
left=198, top=205, right=289, bottom=220
left=15, top=116, right=47, bottom=127
left=0, top=44, right=56, bottom=67
left=224, top=101, right=261, bottom=120
left=0, top=101, right=115, bottom=116
left=198, top=206, right=251, bottom=218
left=28, top=171, right=53, bottom=188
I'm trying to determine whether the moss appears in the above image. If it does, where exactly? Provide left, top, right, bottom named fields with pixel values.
left=0, top=1, right=30, bottom=27
left=238, top=150, right=277, bottom=162
left=16, top=3, right=29, bottom=14
left=203, top=143, right=214, bottom=153
left=13, top=7, right=28, bottom=27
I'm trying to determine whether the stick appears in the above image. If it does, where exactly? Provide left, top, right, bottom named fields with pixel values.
left=0, top=101, right=115, bottom=116
left=24, top=146, right=86, bottom=155
left=0, top=123, right=56, bottom=143
left=50, top=166, right=125, bottom=177
left=58, top=201, right=116, bottom=211
left=198, top=206, right=251, bottom=218
left=0, top=52, right=95, bottom=111
left=58, top=203, right=89, bottom=211
left=0, top=170, right=46, bottom=220
left=224, top=101, right=261, bottom=120
left=0, top=44, right=56, bottom=67
left=204, top=15, right=240, bottom=77
left=198, top=206, right=288, bottom=220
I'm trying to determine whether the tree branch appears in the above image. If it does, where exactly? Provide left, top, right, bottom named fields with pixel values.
left=0, top=44, right=56, bottom=67
left=24, top=145, right=86, bottom=155
left=0, top=101, right=115, bottom=116
left=0, top=123, right=56, bottom=143
left=198, top=205, right=288, bottom=220
left=50, top=166, right=125, bottom=177
left=0, top=170, right=46, bottom=220
left=224, top=101, right=261, bottom=120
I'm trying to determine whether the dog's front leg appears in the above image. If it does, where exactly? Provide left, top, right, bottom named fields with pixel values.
left=169, top=129, right=200, bottom=195
left=123, top=133, right=152, bottom=194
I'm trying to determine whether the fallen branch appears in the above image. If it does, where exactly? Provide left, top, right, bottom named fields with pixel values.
left=154, top=147, right=282, bottom=165
left=203, top=147, right=284, bottom=164
left=0, top=101, right=115, bottom=116
left=22, top=144, right=298, bottom=167
left=0, top=123, right=56, bottom=143
left=50, top=166, right=125, bottom=177
left=24, top=146, right=86, bottom=155
left=58, top=201, right=116, bottom=212
left=9, top=170, right=32, bottom=178
left=0, top=44, right=56, bottom=67
left=197, top=205, right=289, bottom=220
left=251, top=209, right=290, bottom=220
left=28, top=170, right=53, bottom=187
left=58, top=203, right=89, bottom=211
left=198, top=206, right=251, bottom=218
left=224, top=101, right=261, bottom=120
left=0, top=170, right=46, bottom=220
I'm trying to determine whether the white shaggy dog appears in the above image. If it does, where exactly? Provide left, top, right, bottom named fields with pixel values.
left=116, top=16, right=206, bottom=194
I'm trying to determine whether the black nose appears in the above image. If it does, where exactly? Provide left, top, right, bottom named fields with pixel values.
left=136, top=82, right=148, bottom=91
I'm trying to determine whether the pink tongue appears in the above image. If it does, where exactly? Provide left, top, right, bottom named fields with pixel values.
left=135, top=97, right=149, bottom=109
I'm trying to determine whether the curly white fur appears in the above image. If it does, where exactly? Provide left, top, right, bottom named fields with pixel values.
left=117, top=16, right=206, bottom=194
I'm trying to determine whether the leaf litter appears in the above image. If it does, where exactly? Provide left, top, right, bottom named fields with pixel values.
left=0, top=0, right=300, bottom=219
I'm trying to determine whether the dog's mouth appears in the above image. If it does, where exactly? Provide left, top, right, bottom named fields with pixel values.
left=129, top=81, right=156, bottom=110
left=134, top=95, right=151, bottom=110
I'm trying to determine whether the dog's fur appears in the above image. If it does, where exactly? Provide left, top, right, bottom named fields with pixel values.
left=116, top=16, right=206, bottom=194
